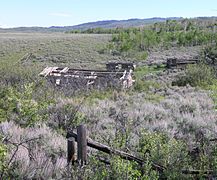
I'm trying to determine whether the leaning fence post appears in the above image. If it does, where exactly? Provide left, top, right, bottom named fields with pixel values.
left=67, top=137, right=76, bottom=165
left=77, top=124, right=87, bottom=166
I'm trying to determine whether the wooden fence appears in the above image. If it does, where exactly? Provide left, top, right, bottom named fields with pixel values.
left=66, top=124, right=215, bottom=176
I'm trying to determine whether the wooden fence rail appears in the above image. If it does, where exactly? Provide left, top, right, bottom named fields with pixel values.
left=166, top=58, right=198, bottom=69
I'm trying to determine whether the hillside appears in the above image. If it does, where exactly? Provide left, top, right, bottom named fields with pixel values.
left=0, top=17, right=182, bottom=32
left=67, top=17, right=182, bottom=30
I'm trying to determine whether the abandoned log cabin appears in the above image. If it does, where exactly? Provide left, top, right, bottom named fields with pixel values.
left=39, top=62, right=135, bottom=89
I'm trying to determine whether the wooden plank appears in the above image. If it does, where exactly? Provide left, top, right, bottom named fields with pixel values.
left=54, top=70, right=126, bottom=75
left=39, top=67, right=50, bottom=76
left=60, top=67, right=69, bottom=73
left=177, top=61, right=197, bottom=65
left=182, top=169, right=213, bottom=175
left=210, top=138, right=217, bottom=141
left=39, top=67, right=59, bottom=77
left=77, top=125, right=87, bottom=166
left=67, top=137, right=76, bottom=165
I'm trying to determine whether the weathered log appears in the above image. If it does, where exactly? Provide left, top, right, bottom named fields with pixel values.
left=77, top=125, right=87, bottom=166
left=182, top=169, right=213, bottom=175
left=67, top=137, right=76, bottom=165
left=209, top=138, right=217, bottom=142
left=166, top=58, right=199, bottom=69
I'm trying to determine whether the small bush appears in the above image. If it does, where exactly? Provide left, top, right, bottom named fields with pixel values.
left=0, top=122, right=67, bottom=179
left=136, top=51, right=148, bottom=60
left=48, top=99, right=87, bottom=130
left=0, top=140, right=7, bottom=174
left=173, top=63, right=215, bottom=88
left=133, top=65, right=165, bottom=92
left=134, top=80, right=161, bottom=92
left=139, top=131, right=190, bottom=179
left=0, top=83, right=51, bottom=127
left=201, top=45, right=217, bottom=65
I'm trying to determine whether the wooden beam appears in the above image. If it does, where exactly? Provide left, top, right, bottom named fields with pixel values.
left=182, top=169, right=213, bottom=175
left=77, top=125, right=87, bottom=166
left=210, top=138, right=217, bottom=141
left=67, top=137, right=75, bottom=165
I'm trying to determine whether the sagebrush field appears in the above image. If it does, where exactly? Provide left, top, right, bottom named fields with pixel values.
left=1, top=18, right=217, bottom=179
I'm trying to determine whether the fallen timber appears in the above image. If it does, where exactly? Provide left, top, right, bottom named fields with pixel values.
left=166, top=58, right=199, bottom=69
left=39, top=62, right=135, bottom=89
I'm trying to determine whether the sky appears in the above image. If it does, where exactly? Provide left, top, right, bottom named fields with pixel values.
left=0, top=0, right=217, bottom=28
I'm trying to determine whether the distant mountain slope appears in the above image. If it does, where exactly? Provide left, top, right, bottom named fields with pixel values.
left=0, top=17, right=182, bottom=33
left=68, top=17, right=182, bottom=30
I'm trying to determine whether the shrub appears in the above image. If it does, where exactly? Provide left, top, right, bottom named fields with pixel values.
left=0, top=83, right=51, bottom=127
left=173, top=63, right=216, bottom=88
left=133, top=65, right=164, bottom=92
left=139, top=131, right=190, bottom=179
left=201, top=45, right=217, bottom=65
left=48, top=98, right=87, bottom=131
left=134, top=80, right=161, bottom=92
left=0, top=62, right=40, bottom=87
left=0, top=122, right=67, bottom=179
left=0, top=140, right=7, bottom=174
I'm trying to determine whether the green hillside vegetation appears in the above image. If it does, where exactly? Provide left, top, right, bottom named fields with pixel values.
left=105, top=19, right=217, bottom=59
left=68, top=18, right=217, bottom=60
left=67, top=27, right=123, bottom=34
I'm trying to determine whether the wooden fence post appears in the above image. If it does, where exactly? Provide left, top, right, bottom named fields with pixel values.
left=77, top=124, right=87, bottom=166
left=67, top=137, right=76, bottom=165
